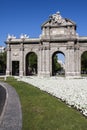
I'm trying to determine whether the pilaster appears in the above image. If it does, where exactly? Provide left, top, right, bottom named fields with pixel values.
left=66, top=43, right=75, bottom=76
left=66, top=43, right=81, bottom=77
left=74, top=45, right=81, bottom=76
left=38, top=44, right=50, bottom=77
left=38, top=46, right=43, bottom=76
left=19, top=43, right=24, bottom=76
left=6, top=44, right=11, bottom=76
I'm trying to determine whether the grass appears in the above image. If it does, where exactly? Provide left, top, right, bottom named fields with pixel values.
left=5, top=77, right=87, bottom=130
left=81, top=74, right=87, bottom=77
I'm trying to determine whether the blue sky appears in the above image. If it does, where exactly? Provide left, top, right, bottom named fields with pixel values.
left=0, top=0, right=87, bottom=46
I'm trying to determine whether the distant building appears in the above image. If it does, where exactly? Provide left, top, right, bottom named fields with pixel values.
left=58, top=60, right=65, bottom=70
left=0, top=46, right=5, bottom=53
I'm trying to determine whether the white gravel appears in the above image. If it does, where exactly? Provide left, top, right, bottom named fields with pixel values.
left=17, top=76, right=87, bottom=117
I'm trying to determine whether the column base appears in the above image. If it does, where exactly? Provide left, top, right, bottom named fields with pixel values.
left=19, top=71, right=24, bottom=77
left=6, top=70, right=11, bottom=76
left=38, top=71, right=51, bottom=77
left=66, top=72, right=81, bottom=78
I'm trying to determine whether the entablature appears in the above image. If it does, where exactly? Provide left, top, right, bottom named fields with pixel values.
left=5, top=38, right=40, bottom=44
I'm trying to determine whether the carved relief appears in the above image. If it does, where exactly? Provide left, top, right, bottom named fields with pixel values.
left=13, top=52, right=19, bottom=56
left=50, top=11, right=65, bottom=25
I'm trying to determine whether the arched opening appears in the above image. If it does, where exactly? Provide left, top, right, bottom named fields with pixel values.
left=81, top=51, right=87, bottom=75
left=26, top=52, right=37, bottom=76
left=12, top=61, right=19, bottom=76
left=52, top=51, right=65, bottom=76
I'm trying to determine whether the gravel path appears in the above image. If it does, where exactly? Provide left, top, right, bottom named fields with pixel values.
left=18, top=76, right=87, bottom=117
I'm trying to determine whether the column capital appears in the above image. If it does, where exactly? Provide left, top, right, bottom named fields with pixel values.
left=7, top=44, right=11, bottom=51
left=20, top=43, right=24, bottom=51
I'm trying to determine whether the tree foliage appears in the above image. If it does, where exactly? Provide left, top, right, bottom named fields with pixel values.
left=0, top=52, right=6, bottom=74
left=26, top=52, right=37, bottom=75
left=52, top=54, right=62, bottom=75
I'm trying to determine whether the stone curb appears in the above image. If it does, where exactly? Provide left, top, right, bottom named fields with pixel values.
left=0, top=82, right=22, bottom=130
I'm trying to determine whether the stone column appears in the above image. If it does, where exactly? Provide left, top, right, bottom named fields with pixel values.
left=74, top=46, right=81, bottom=76
left=19, top=43, right=24, bottom=76
left=66, top=45, right=75, bottom=77
left=23, top=52, right=26, bottom=76
left=66, top=43, right=81, bottom=77
left=38, top=47, right=42, bottom=76
left=45, top=46, right=50, bottom=76
left=39, top=46, right=46, bottom=76
left=6, top=44, right=11, bottom=76
left=38, top=45, right=50, bottom=77
left=42, top=47, right=45, bottom=73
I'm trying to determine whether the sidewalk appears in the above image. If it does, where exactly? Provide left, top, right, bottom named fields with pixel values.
left=0, top=82, right=22, bottom=130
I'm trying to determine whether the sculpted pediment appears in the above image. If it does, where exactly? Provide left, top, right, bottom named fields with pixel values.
left=50, top=11, right=65, bottom=25
left=41, top=12, right=77, bottom=39
left=41, top=12, right=76, bottom=28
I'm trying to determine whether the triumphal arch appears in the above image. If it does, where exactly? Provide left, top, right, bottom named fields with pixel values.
left=5, top=12, right=87, bottom=77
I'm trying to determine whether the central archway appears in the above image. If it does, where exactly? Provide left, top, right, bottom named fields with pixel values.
left=52, top=51, right=65, bottom=76
left=26, top=52, right=37, bottom=76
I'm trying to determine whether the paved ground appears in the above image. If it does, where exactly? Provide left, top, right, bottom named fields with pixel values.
left=0, top=82, right=22, bottom=130
left=0, top=85, right=6, bottom=116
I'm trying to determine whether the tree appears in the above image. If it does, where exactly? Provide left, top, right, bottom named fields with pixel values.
left=0, top=52, right=6, bottom=74
left=26, top=52, right=37, bottom=75
left=52, top=54, right=62, bottom=75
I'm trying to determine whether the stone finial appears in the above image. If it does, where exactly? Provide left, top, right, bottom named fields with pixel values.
left=56, top=11, right=60, bottom=15
left=20, top=34, right=29, bottom=39
left=7, top=34, right=16, bottom=41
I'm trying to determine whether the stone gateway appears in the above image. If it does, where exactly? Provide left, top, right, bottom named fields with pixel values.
left=5, top=12, right=87, bottom=77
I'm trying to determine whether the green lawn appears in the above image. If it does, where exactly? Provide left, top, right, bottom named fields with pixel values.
left=6, top=77, right=87, bottom=130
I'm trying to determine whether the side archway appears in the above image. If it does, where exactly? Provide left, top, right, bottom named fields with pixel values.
left=52, top=51, right=65, bottom=76
left=26, top=52, right=38, bottom=76
left=81, top=51, right=87, bottom=75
